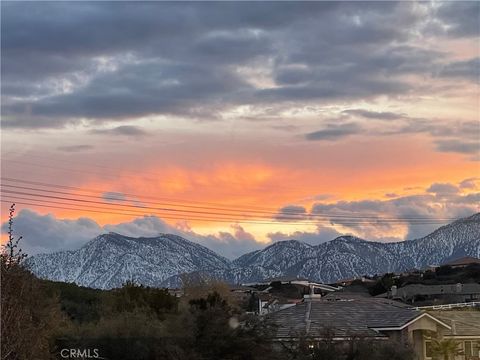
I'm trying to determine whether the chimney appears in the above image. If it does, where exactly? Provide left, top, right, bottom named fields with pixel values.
left=391, top=285, right=397, bottom=297
left=451, top=320, right=457, bottom=335
left=456, top=283, right=462, bottom=293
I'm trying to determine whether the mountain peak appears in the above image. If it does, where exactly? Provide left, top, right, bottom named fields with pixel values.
left=459, top=212, right=480, bottom=222
left=331, top=235, right=365, bottom=243
left=266, top=239, right=310, bottom=249
left=26, top=231, right=231, bottom=289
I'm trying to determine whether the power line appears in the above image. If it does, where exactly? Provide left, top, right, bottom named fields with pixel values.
left=0, top=177, right=462, bottom=222
left=0, top=183, right=457, bottom=223
left=1, top=198, right=388, bottom=227
left=0, top=186, right=457, bottom=225
left=0, top=191, right=317, bottom=224
left=1, top=176, right=301, bottom=213
left=1, top=190, right=455, bottom=227
left=1, top=198, right=451, bottom=227
left=1, top=183, right=312, bottom=220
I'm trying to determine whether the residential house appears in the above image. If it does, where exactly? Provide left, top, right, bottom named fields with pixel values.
left=267, top=296, right=480, bottom=360
left=377, top=283, right=480, bottom=305
left=443, top=257, right=480, bottom=269
left=245, top=277, right=340, bottom=314
left=425, top=311, right=480, bottom=360
left=257, top=293, right=300, bottom=315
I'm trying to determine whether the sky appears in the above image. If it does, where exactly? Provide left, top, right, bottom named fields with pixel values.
left=1, top=1, right=479, bottom=259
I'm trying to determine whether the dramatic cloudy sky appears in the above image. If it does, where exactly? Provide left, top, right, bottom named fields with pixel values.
left=1, top=1, right=479, bottom=258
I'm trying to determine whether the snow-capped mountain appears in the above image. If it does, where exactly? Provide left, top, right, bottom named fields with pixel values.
left=26, top=213, right=480, bottom=289
left=25, top=233, right=231, bottom=289
left=232, top=213, right=480, bottom=283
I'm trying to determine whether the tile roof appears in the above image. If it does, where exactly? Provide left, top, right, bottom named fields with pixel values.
left=267, top=297, right=422, bottom=339
left=429, top=311, right=480, bottom=336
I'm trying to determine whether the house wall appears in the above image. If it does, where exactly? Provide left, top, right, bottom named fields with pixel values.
left=448, top=338, right=480, bottom=360
left=404, top=317, right=448, bottom=360
left=383, top=328, right=433, bottom=360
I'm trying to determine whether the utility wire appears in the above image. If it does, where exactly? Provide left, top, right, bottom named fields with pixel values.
left=0, top=183, right=457, bottom=223
left=1, top=191, right=454, bottom=226
left=0, top=177, right=461, bottom=222
left=1, top=198, right=402, bottom=226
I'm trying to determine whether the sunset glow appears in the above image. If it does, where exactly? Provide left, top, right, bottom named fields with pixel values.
left=1, top=1, right=479, bottom=258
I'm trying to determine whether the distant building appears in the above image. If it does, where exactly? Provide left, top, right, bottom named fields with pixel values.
left=335, top=276, right=376, bottom=287
left=377, top=283, right=480, bottom=305
left=443, top=256, right=480, bottom=268
left=228, top=285, right=257, bottom=306
left=167, top=288, right=184, bottom=297
left=425, top=264, right=440, bottom=271
left=257, top=293, right=300, bottom=315
left=245, top=277, right=340, bottom=314
left=267, top=296, right=480, bottom=360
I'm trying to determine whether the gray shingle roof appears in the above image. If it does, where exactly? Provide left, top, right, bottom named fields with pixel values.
left=429, top=311, right=480, bottom=336
left=267, top=298, right=422, bottom=339
left=377, top=283, right=480, bottom=298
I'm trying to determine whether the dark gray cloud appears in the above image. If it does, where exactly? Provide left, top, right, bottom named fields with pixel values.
left=275, top=205, right=308, bottom=222
left=434, top=139, right=479, bottom=157
left=1, top=115, right=80, bottom=129
left=427, top=183, right=459, bottom=196
left=0, top=209, right=101, bottom=255
left=342, top=109, right=405, bottom=120
left=2, top=61, right=251, bottom=122
left=305, top=123, right=361, bottom=141
left=102, top=192, right=127, bottom=203
left=257, top=78, right=410, bottom=104
left=459, top=178, right=479, bottom=190
left=91, top=125, right=149, bottom=138
left=57, top=145, right=94, bottom=153
left=2, top=1, right=472, bottom=129
left=436, top=57, right=480, bottom=82
left=274, top=67, right=313, bottom=86
left=435, top=1, right=480, bottom=38
left=376, top=118, right=480, bottom=159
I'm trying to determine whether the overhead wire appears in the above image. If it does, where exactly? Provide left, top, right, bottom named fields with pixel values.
left=3, top=193, right=448, bottom=226
left=0, top=183, right=457, bottom=223
left=0, top=177, right=460, bottom=223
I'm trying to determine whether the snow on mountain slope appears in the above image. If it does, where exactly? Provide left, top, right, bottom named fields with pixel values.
left=26, top=232, right=231, bottom=289
left=26, top=214, right=480, bottom=288
left=235, top=214, right=480, bottom=283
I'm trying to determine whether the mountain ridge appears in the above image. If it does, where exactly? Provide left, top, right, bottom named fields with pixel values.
left=26, top=213, right=480, bottom=289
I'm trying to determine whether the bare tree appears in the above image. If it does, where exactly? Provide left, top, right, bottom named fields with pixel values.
left=0, top=204, right=27, bottom=269
left=1, top=204, right=62, bottom=360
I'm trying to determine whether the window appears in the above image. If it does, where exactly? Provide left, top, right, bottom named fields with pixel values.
left=465, top=341, right=472, bottom=357
left=464, top=340, right=480, bottom=358
left=425, top=340, right=433, bottom=359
